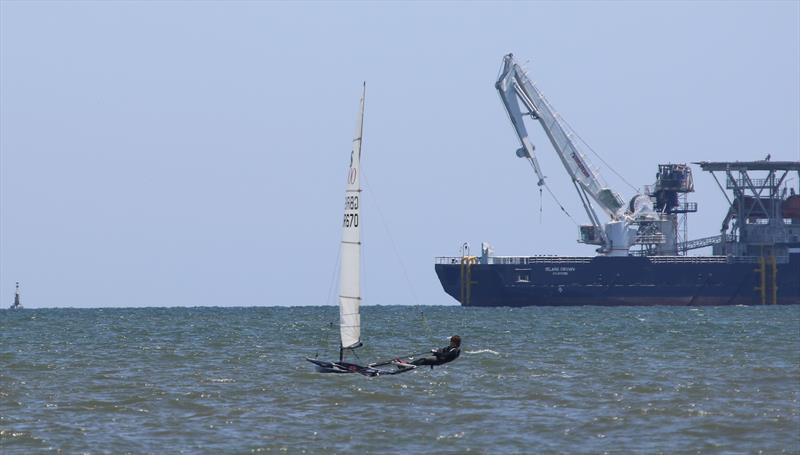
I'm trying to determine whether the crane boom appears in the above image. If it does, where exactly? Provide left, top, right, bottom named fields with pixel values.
left=495, top=54, right=626, bottom=221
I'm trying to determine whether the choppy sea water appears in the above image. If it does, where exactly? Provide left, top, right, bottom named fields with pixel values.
left=1, top=306, right=798, bottom=453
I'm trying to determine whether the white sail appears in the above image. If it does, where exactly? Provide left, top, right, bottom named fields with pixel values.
left=339, top=84, right=365, bottom=350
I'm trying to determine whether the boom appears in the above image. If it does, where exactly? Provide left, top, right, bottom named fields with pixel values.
left=495, top=54, right=626, bottom=221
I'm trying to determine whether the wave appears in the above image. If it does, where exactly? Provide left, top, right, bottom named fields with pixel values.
left=464, top=349, right=500, bottom=356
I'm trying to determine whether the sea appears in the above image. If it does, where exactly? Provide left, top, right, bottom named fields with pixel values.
left=1, top=305, right=798, bottom=454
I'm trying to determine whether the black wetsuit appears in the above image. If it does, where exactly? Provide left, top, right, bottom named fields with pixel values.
left=411, top=345, right=460, bottom=367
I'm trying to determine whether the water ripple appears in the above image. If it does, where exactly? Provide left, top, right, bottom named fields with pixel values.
left=1, top=306, right=798, bottom=453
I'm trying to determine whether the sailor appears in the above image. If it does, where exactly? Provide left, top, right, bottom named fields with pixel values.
left=404, top=336, right=461, bottom=369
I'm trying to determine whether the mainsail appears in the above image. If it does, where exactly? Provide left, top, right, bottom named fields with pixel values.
left=339, top=84, right=365, bottom=351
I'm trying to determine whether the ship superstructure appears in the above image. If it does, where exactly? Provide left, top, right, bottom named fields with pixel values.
left=434, top=54, right=800, bottom=306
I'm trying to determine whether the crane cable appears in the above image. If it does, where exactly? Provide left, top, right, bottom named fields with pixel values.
left=525, top=158, right=579, bottom=226
left=542, top=181, right=580, bottom=227
left=559, top=115, right=639, bottom=194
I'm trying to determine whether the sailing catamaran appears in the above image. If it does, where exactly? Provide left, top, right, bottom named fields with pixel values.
left=305, top=84, right=416, bottom=377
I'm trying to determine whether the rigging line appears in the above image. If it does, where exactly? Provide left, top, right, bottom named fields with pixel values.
left=558, top=114, right=639, bottom=194
left=317, top=321, right=335, bottom=359
left=317, top=229, right=342, bottom=358
left=418, top=307, right=433, bottom=339
left=361, top=170, right=433, bottom=342
left=324, top=247, right=341, bottom=307
left=361, top=170, right=422, bottom=308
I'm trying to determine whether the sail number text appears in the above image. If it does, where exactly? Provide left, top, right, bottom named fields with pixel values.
left=343, top=195, right=359, bottom=228
left=343, top=213, right=359, bottom=228
left=344, top=196, right=359, bottom=210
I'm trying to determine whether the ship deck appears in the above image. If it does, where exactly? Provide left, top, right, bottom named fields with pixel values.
left=435, top=254, right=790, bottom=265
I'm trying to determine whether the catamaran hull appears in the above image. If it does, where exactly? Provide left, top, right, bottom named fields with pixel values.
left=305, top=358, right=391, bottom=377
left=305, top=358, right=414, bottom=376
left=305, top=358, right=354, bottom=374
left=435, top=253, right=800, bottom=306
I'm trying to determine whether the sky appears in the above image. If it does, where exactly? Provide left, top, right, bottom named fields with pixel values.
left=1, top=1, right=799, bottom=308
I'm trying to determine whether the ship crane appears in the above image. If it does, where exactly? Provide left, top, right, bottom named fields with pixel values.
left=496, top=53, right=645, bottom=256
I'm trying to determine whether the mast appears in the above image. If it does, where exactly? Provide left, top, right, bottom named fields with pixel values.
left=338, top=83, right=365, bottom=357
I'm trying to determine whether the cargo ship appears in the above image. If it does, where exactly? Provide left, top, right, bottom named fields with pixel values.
left=434, top=54, right=800, bottom=306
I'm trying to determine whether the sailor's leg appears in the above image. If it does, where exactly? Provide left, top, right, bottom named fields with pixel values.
left=391, top=359, right=416, bottom=369
left=410, top=357, right=437, bottom=366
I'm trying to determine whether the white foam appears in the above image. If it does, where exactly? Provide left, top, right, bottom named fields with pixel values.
left=465, top=349, right=500, bottom=356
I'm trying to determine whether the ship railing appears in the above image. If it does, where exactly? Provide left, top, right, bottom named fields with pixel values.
left=653, top=181, right=693, bottom=193
left=649, top=256, right=730, bottom=264
left=726, top=176, right=777, bottom=189
left=634, top=234, right=666, bottom=244
left=729, top=255, right=790, bottom=264
left=435, top=256, right=593, bottom=265
left=436, top=257, right=463, bottom=265
left=517, top=256, right=592, bottom=264
left=671, top=202, right=698, bottom=213
left=732, top=255, right=790, bottom=264
left=649, top=255, right=790, bottom=264
left=740, top=228, right=796, bottom=244
left=436, top=254, right=790, bottom=265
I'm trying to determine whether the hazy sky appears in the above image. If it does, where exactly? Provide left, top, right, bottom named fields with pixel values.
left=1, top=1, right=799, bottom=308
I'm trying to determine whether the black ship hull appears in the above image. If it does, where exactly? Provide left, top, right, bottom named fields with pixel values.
left=435, top=253, right=800, bottom=306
